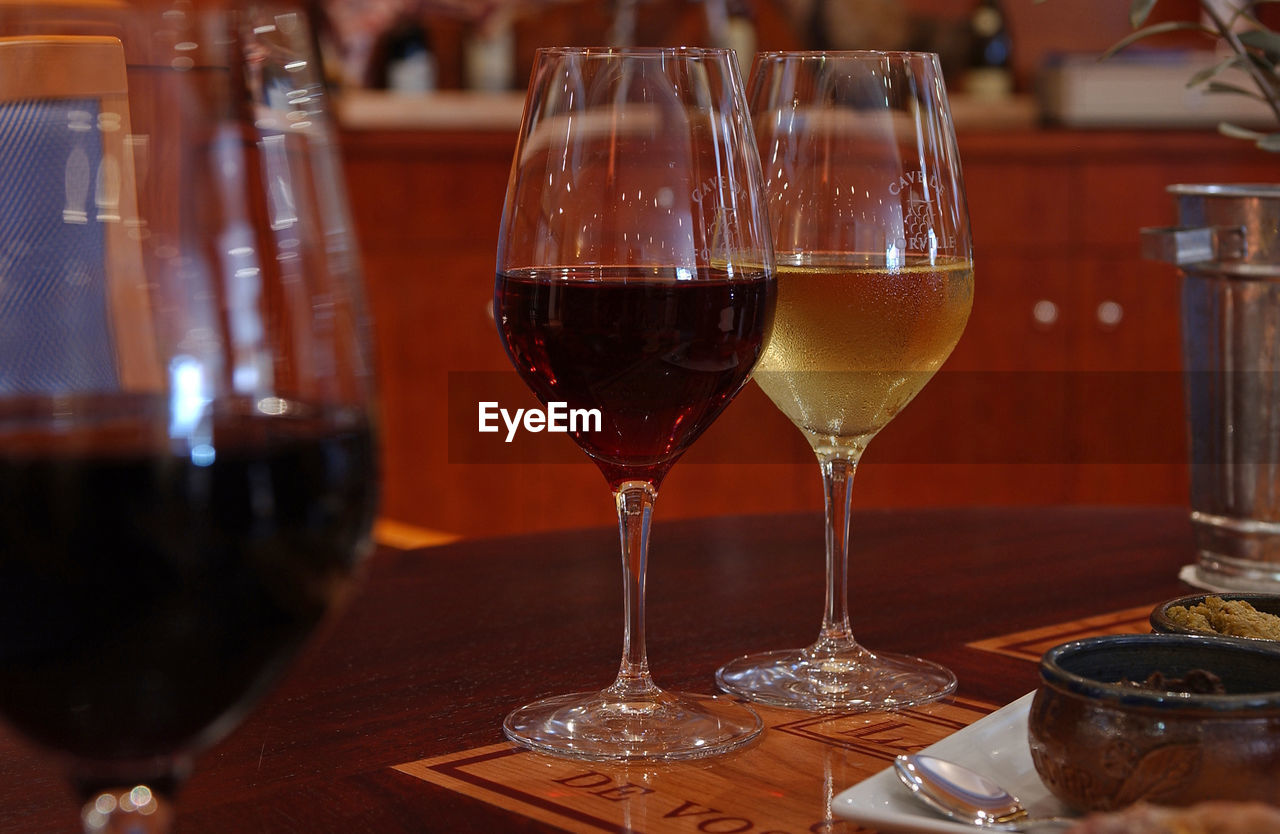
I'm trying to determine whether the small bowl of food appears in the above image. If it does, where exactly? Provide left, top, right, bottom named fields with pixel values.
left=1028, top=633, right=1280, bottom=813
left=1151, top=593, right=1280, bottom=640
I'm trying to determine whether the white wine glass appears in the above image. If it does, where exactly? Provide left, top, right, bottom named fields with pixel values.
left=0, top=2, right=378, bottom=830
left=495, top=46, right=774, bottom=759
left=717, top=51, right=974, bottom=712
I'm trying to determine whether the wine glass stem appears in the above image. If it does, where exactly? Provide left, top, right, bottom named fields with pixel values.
left=816, top=453, right=859, bottom=654
left=610, top=480, right=660, bottom=698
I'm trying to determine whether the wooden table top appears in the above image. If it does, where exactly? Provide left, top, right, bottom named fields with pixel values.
left=0, top=506, right=1199, bottom=833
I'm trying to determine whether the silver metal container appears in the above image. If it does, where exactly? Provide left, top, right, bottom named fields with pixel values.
left=1145, top=184, right=1280, bottom=589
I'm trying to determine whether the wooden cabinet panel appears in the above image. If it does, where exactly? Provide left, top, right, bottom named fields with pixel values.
left=949, top=253, right=1071, bottom=371
left=1072, top=256, right=1181, bottom=371
left=344, top=131, right=513, bottom=250
left=964, top=158, right=1074, bottom=249
left=1078, top=161, right=1180, bottom=248
left=1077, top=138, right=1278, bottom=247
left=343, top=125, right=1279, bottom=535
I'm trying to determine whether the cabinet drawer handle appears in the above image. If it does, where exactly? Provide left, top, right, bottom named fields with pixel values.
left=1032, top=299, right=1058, bottom=328
left=1096, top=300, right=1123, bottom=329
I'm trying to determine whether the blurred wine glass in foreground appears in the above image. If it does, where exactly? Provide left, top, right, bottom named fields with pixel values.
left=717, top=51, right=973, bottom=712
left=495, top=46, right=774, bottom=760
left=0, top=3, right=378, bottom=830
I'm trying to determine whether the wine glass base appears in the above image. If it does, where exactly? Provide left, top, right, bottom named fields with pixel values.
left=503, top=688, right=762, bottom=761
left=716, top=646, right=956, bottom=713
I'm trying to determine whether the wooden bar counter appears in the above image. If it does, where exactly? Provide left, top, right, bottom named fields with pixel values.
left=0, top=507, right=1200, bottom=832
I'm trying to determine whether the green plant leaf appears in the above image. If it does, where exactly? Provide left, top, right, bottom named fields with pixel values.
left=1206, top=80, right=1270, bottom=101
left=1039, top=0, right=1280, bottom=149
left=1130, top=0, right=1159, bottom=28
left=1237, top=53, right=1280, bottom=96
left=1219, top=121, right=1267, bottom=140
left=1187, top=55, right=1246, bottom=88
left=1239, top=29, right=1280, bottom=62
left=1101, top=21, right=1214, bottom=59
left=1243, top=51, right=1279, bottom=72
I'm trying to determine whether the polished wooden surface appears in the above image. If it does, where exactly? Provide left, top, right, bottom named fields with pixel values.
left=0, top=507, right=1198, bottom=832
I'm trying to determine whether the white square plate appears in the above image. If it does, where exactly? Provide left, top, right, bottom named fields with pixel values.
left=831, top=692, right=1075, bottom=833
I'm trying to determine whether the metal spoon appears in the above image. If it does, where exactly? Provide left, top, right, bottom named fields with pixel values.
left=893, top=754, right=1076, bottom=831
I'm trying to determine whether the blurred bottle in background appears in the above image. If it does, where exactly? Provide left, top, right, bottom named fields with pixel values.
left=963, top=0, right=1013, bottom=98
left=775, top=0, right=909, bottom=52
left=371, top=16, right=438, bottom=93
left=465, top=11, right=515, bottom=91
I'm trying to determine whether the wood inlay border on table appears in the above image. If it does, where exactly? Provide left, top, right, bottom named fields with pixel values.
left=393, top=697, right=999, bottom=834
left=967, top=605, right=1155, bottom=662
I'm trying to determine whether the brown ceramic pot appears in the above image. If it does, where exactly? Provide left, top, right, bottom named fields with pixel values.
left=1028, top=634, right=1280, bottom=812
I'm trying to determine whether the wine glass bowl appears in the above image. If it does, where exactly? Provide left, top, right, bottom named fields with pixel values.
left=716, top=51, right=973, bottom=712
left=0, top=3, right=377, bottom=830
left=496, top=47, right=773, bottom=760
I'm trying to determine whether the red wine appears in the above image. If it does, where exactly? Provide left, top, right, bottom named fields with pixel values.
left=0, top=396, right=377, bottom=765
left=496, top=266, right=774, bottom=487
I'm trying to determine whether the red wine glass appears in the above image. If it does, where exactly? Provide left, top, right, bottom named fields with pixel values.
left=495, top=46, right=775, bottom=760
left=0, top=3, right=378, bottom=830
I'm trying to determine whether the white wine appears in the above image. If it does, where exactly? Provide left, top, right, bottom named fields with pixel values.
left=753, top=254, right=973, bottom=451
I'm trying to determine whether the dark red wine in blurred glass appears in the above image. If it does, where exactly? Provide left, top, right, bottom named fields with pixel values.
left=0, top=395, right=376, bottom=763
left=496, top=266, right=774, bottom=487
